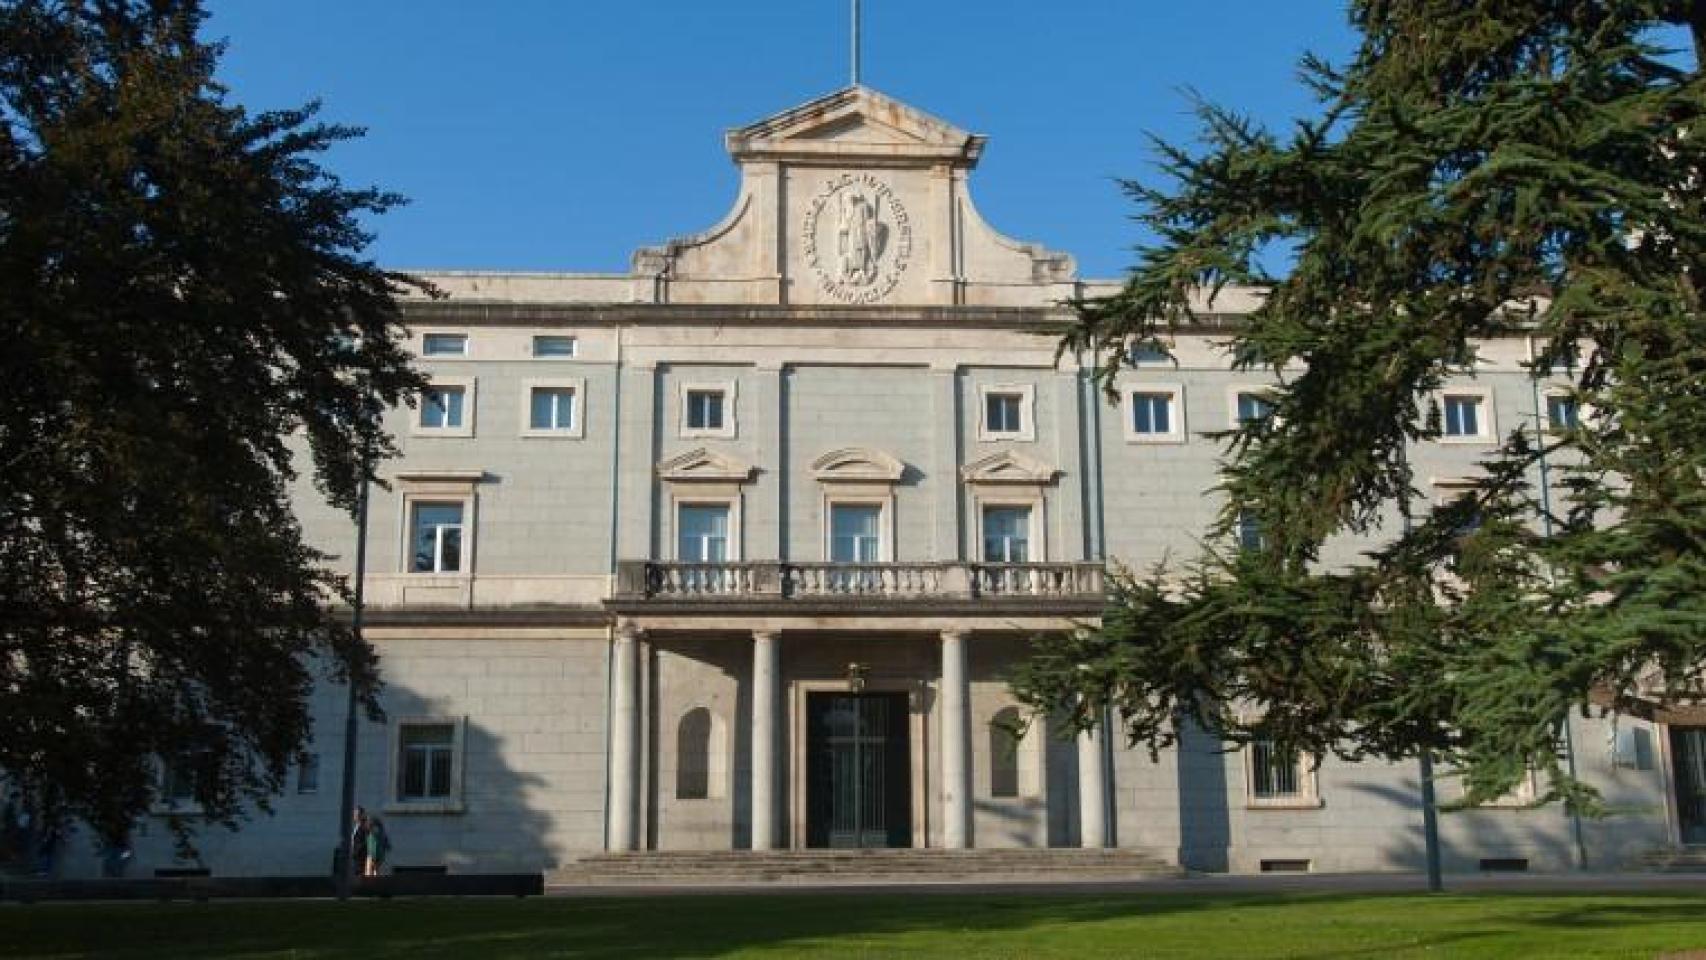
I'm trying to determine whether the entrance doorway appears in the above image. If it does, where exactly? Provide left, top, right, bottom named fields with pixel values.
left=1672, top=727, right=1706, bottom=845
left=805, top=692, right=911, bottom=848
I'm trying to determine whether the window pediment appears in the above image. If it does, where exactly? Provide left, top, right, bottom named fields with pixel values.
left=657, top=448, right=756, bottom=483
left=960, top=451, right=1058, bottom=485
left=810, top=447, right=906, bottom=483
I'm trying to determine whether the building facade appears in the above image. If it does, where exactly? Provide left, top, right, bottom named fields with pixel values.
left=62, top=86, right=1702, bottom=878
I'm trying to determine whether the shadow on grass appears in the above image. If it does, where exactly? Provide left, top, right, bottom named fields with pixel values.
left=4, top=890, right=1706, bottom=959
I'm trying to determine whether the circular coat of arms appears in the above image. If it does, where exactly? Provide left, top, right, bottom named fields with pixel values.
left=802, top=173, right=912, bottom=304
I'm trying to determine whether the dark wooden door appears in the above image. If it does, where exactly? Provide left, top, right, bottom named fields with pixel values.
left=1673, top=727, right=1706, bottom=845
left=806, top=692, right=911, bottom=848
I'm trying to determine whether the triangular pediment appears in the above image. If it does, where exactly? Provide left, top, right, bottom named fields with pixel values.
left=726, top=86, right=985, bottom=166
left=960, top=451, right=1060, bottom=485
left=810, top=446, right=906, bottom=483
left=657, top=448, right=756, bottom=483
left=794, top=113, right=923, bottom=145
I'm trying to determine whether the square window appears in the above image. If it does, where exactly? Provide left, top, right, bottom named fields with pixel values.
left=1546, top=394, right=1579, bottom=432
left=1442, top=395, right=1483, bottom=438
left=976, top=384, right=1036, bottom=442
left=985, top=393, right=1024, bottom=434
left=422, top=333, right=467, bottom=357
left=297, top=753, right=320, bottom=794
left=1434, top=485, right=1485, bottom=537
left=421, top=386, right=465, bottom=429
left=982, top=506, right=1032, bottom=563
left=529, top=387, right=576, bottom=431
left=1235, top=391, right=1275, bottom=425
left=410, top=502, right=464, bottom=574
left=532, top=335, right=577, bottom=358
left=520, top=378, right=585, bottom=438
left=1131, top=392, right=1173, bottom=435
left=397, top=723, right=457, bottom=801
left=686, top=390, right=725, bottom=431
left=679, top=382, right=736, bottom=438
left=1121, top=386, right=1186, bottom=442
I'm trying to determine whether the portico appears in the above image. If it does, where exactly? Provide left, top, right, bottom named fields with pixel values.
left=604, top=562, right=1107, bottom=852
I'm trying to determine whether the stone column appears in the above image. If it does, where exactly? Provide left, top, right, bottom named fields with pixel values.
left=941, top=628, right=971, bottom=849
left=751, top=629, right=780, bottom=850
left=608, top=621, right=641, bottom=851
left=1078, top=718, right=1109, bottom=849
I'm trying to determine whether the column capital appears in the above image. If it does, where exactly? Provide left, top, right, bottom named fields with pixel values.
left=752, top=629, right=779, bottom=643
left=615, top=620, right=644, bottom=643
left=939, top=627, right=968, bottom=643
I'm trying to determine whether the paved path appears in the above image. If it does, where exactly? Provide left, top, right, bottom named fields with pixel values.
left=550, top=870, right=1706, bottom=898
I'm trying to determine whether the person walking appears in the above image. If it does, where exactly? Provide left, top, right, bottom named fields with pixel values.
left=363, top=815, right=389, bottom=877
left=350, top=807, right=369, bottom=878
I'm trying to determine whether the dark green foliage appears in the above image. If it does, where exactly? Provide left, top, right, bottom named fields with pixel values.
left=0, top=1, right=423, bottom=847
left=1016, top=1, right=1706, bottom=809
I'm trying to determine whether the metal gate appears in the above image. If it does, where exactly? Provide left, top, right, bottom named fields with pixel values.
left=806, top=692, right=911, bottom=848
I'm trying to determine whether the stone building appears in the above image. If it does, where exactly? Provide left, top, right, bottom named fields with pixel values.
left=64, top=86, right=1699, bottom=878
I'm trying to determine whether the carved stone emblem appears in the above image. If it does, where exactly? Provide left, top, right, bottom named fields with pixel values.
left=802, top=172, right=912, bottom=304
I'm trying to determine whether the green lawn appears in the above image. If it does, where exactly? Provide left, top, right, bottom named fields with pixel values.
left=3, top=891, right=1705, bottom=959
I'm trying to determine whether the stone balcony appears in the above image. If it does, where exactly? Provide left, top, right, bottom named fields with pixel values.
left=609, top=561, right=1107, bottom=616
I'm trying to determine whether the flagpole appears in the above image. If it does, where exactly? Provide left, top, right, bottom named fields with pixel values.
left=851, top=0, right=862, bottom=86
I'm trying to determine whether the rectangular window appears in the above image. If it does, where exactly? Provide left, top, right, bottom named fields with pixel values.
left=422, top=333, right=467, bottom=357
left=1131, top=392, right=1173, bottom=435
left=830, top=504, right=882, bottom=563
left=1236, top=510, right=1265, bottom=552
left=532, top=335, right=577, bottom=358
left=982, top=506, right=1031, bottom=563
left=161, top=761, right=197, bottom=804
left=677, top=504, right=730, bottom=563
left=420, top=386, right=465, bottom=429
left=685, top=389, right=725, bottom=431
left=1127, top=343, right=1171, bottom=365
left=1437, top=488, right=1485, bottom=537
left=1442, top=395, right=1482, bottom=438
left=1251, top=738, right=1302, bottom=800
left=410, top=502, right=464, bottom=574
left=1236, top=392, right=1275, bottom=424
left=297, top=753, right=320, bottom=794
left=528, top=386, right=577, bottom=431
left=397, top=723, right=456, bottom=801
left=985, top=392, right=1024, bottom=434
left=1546, top=394, right=1579, bottom=432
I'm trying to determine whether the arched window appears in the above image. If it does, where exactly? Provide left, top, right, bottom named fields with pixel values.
left=676, top=707, right=713, bottom=800
left=990, top=706, right=1022, bottom=799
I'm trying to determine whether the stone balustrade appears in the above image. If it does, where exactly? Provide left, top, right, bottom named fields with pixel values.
left=614, top=560, right=1105, bottom=602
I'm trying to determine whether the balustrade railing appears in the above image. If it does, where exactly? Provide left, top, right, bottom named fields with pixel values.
left=616, top=560, right=1104, bottom=602
left=784, top=562, right=951, bottom=597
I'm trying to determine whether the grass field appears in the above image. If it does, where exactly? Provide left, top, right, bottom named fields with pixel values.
left=3, top=890, right=1706, bottom=959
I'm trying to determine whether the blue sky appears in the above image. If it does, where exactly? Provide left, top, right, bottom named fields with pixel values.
left=203, top=2, right=1358, bottom=279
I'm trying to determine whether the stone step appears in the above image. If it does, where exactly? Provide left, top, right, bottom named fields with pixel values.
left=1639, top=847, right=1706, bottom=872
left=573, top=852, right=1173, bottom=866
left=549, top=848, right=1181, bottom=886
left=567, top=855, right=1171, bottom=871
left=564, top=863, right=1171, bottom=876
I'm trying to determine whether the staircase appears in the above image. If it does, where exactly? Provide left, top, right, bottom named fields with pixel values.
left=1639, top=847, right=1706, bottom=872
left=549, top=847, right=1182, bottom=888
